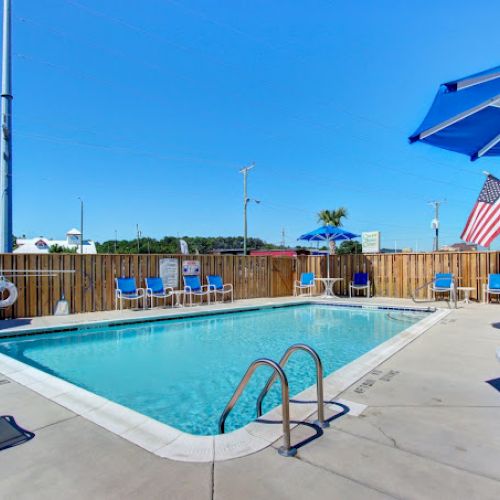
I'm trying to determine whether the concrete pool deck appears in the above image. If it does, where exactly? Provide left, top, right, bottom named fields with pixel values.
left=0, top=297, right=499, bottom=499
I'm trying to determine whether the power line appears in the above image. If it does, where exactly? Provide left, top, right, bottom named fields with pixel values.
left=15, top=1, right=486, bottom=227
left=18, top=5, right=485, bottom=191
left=16, top=131, right=238, bottom=168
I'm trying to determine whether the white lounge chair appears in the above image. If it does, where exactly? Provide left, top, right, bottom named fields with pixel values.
left=183, top=275, right=211, bottom=306
left=429, top=273, right=455, bottom=301
left=115, top=277, right=146, bottom=310
left=483, top=274, right=500, bottom=303
left=145, top=277, right=175, bottom=308
left=349, top=272, right=371, bottom=298
left=294, top=272, right=315, bottom=296
left=207, top=275, right=233, bottom=303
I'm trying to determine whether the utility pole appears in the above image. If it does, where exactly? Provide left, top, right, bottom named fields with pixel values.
left=0, top=0, right=12, bottom=252
left=429, top=200, right=444, bottom=252
left=136, top=224, right=141, bottom=253
left=240, top=162, right=255, bottom=255
left=114, top=229, right=117, bottom=253
left=280, top=227, right=286, bottom=247
left=78, top=197, right=83, bottom=255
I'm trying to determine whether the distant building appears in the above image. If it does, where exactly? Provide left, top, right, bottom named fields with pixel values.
left=441, top=242, right=478, bottom=252
left=14, top=228, right=97, bottom=254
left=210, top=248, right=246, bottom=255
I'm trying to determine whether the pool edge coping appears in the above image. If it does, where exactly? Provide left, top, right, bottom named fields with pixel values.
left=0, top=299, right=450, bottom=463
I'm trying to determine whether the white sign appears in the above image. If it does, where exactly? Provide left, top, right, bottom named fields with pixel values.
left=362, top=231, right=381, bottom=253
left=180, top=239, right=189, bottom=255
left=182, top=260, right=200, bottom=275
left=160, top=258, right=179, bottom=288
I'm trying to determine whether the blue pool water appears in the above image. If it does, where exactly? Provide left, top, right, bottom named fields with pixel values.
left=0, top=304, right=428, bottom=435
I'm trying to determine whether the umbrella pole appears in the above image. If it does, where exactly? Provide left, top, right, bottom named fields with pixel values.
left=327, top=237, right=330, bottom=279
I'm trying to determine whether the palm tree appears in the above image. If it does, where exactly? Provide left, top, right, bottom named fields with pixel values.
left=317, top=207, right=348, bottom=254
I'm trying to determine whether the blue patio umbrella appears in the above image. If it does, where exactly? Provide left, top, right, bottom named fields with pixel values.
left=409, top=66, right=500, bottom=161
left=298, top=226, right=360, bottom=278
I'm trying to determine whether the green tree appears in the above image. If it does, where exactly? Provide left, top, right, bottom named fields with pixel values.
left=49, top=244, right=77, bottom=254
left=95, top=235, right=278, bottom=254
left=317, top=207, right=348, bottom=254
left=337, top=240, right=362, bottom=254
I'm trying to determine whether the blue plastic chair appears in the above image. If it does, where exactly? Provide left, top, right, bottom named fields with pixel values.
left=145, top=277, right=175, bottom=308
left=350, top=272, right=370, bottom=298
left=183, top=275, right=211, bottom=306
left=115, top=277, right=146, bottom=310
left=484, top=273, right=500, bottom=302
left=294, top=272, right=315, bottom=296
left=207, top=275, right=233, bottom=303
left=429, top=273, right=455, bottom=301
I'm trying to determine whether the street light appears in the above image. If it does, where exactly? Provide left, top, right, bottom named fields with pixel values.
left=240, top=162, right=257, bottom=255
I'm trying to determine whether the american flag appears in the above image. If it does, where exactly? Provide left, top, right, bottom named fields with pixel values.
left=461, top=174, right=500, bottom=247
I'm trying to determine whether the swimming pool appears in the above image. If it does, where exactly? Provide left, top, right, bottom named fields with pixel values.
left=0, top=304, right=429, bottom=435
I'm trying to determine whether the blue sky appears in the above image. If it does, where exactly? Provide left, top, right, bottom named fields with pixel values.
left=9, top=0, right=500, bottom=249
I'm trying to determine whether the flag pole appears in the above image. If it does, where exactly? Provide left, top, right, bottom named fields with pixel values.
left=0, top=0, right=12, bottom=252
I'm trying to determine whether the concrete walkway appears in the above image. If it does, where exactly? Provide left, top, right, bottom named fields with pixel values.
left=1, top=300, right=499, bottom=499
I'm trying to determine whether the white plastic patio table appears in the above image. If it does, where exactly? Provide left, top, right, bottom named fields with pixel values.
left=172, top=290, right=185, bottom=307
left=315, top=277, right=344, bottom=298
left=457, top=286, right=474, bottom=304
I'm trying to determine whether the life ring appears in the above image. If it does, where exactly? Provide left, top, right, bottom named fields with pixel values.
left=0, top=279, right=18, bottom=308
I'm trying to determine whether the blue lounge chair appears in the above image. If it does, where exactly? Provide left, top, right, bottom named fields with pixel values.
left=145, top=277, right=175, bottom=308
left=294, top=272, right=315, bottom=296
left=349, top=272, right=370, bottom=298
left=429, top=273, right=455, bottom=301
left=115, top=277, right=146, bottom=310
left=207, top=275, right=233, bottom=303
left=183, top=275, right=211, bottom=306
left=483, top=274, right=500, bottom=303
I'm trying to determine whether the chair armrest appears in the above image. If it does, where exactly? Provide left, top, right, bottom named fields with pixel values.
left=207, top=284, right=216, bottom=291
left=184, top=285, right=192, bottom=293
left=136, top=287, right=145, bottom=296
left=224, top=283, right=233, bottom=291
left=145, top=287, right=153, bottom=296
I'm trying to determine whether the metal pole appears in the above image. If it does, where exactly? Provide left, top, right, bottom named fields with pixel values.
left=434, top=203, right=439, bottom=251
left=429, top=200, right=445, bottom=252
left=239, top=163, right=255, bottom=255
left=78, top=197, right=83, bottom=255
left=243, top=170, right=247, bottom=255
left=0, top=0, right=12, bottom=252
left=136, top=224, right=141, bottom=253
left=114, top=229, right=117, bottom=253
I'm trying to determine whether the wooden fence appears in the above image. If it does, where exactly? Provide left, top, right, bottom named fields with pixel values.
left=0, top=251, right=498, bottom=319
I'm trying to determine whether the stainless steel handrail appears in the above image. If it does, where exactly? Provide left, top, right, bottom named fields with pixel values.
left=218, top=358, right=297, bottom=457
left=256, top=344, right=328, bottom=428
left=411, top=277, right=457, bottom=309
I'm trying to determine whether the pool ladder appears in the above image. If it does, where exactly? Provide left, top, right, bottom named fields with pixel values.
left=218, top=343, right=328, bottom=457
